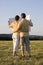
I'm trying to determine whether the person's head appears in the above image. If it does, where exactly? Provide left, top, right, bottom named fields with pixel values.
left=15, top=15, right=20, bottom=21
left=21, top=13, right=26, bottom=19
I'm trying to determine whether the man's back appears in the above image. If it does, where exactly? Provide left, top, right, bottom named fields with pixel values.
left=19, top=19, right=33, bottom=37
left=20, top=19, right=30, bottom=32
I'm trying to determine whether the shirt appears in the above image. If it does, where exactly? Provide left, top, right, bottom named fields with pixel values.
left=9, top=21, right=20, bottom=34
left=16, top=19, right=33, bottom=37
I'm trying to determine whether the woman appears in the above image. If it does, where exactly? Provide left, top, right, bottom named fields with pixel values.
left=8, top=15, right=20, bottom=56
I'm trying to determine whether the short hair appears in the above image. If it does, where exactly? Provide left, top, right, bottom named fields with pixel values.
left=21, top=13, right=26, bottom=18
left=15, top=15, right=20, bottom=21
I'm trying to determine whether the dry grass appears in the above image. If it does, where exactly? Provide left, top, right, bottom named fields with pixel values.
left=0, top=41, right=43, bottom=65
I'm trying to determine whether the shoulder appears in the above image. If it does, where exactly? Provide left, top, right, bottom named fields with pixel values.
left=25, top=19, right=30, bottom=23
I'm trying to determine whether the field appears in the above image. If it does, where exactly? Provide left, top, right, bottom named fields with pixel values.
left=0, top=41, right=43, bottom=65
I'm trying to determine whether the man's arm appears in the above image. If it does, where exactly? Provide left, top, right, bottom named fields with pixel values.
left=14, top=22, right=22, bottom=32
left=29, top=19, right=33, bottom=26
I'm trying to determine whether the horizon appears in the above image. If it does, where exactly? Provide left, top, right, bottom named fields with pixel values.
left=0, top=0, right=43, bottom=36
left=0, top=33, right=43, bottom=37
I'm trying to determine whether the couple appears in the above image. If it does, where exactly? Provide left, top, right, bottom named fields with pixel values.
left=8, top=13, right=33, bottom=57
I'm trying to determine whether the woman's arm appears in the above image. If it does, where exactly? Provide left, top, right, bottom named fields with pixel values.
left=8, top=21, right=13, bottom=28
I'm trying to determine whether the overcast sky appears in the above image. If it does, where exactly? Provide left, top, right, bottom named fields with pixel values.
left=0, top=0, right=43, bottom=35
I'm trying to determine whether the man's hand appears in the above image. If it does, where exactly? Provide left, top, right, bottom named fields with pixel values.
left=30, top=19, right=33, bottom=26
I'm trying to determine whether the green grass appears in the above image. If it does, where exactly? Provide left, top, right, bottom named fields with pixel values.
left=0, top=41, right=43, bottom=65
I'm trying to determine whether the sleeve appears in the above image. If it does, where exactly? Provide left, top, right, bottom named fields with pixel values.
left=29, top=19, right=33, bottom=26
left=8, top=22, right=14, bottom=28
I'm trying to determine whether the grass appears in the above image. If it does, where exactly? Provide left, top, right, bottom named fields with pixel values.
left=0, top=40, right=43, bottom=65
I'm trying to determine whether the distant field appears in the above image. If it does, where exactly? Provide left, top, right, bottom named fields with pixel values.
left=0, top=41, right=43, bottom=65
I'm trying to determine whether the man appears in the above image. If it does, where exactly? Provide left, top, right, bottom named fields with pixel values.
left=8, top=15, right=20, bottom=56
left=15, top=13, right=33, bottom=57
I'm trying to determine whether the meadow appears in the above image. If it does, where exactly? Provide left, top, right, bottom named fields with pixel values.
left=0, top=41, right=43, bottom=65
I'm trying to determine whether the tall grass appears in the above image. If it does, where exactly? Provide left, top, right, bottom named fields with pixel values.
left=0, top=41, right=43, bottom=65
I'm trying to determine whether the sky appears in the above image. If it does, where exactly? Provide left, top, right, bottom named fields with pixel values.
left=0, top=0, right=43, bottom=35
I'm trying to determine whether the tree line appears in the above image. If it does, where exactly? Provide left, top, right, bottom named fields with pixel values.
left=0, top=34, right=43, bottom=40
